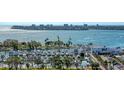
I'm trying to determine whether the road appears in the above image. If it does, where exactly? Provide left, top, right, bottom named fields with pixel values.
left=89, top=54, right=106, bottom=70
left=112, top=57, right=124, bottom=70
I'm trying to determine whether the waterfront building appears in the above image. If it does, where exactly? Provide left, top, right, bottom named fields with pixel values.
left=91, top=45, right=122, bottom=55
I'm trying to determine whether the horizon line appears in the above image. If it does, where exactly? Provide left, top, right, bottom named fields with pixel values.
left=1, top=22, right=124, bottom=26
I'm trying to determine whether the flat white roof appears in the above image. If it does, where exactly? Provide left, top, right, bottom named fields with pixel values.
left=90, top=45, right=106, bottom=48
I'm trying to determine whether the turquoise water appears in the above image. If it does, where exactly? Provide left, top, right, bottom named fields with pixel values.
left=0, top=30, right=124, bottom=47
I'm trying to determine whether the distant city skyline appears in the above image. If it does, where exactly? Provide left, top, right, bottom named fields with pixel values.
left=0, top=22, right=124, bottom=26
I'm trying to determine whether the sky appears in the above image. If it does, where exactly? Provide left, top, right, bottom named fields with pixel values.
left=0, top=22, right=124, bottom=26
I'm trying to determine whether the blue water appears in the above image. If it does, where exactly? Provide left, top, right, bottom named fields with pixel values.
left=0, top=30, right=124, bottom=47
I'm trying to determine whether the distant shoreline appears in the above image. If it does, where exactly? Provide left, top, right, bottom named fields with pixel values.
left=11, top=24, right=124, bottom=30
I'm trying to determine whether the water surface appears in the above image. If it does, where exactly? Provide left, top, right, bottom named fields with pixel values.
left=0, top=29, right=124, bottom=47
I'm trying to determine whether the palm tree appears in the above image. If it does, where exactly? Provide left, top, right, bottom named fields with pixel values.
left=27, top=42, right=32, bottom=50
left=44, top=38, right=49, bottom=49
left=45, top=38, right=49, bottom=43
left=12, top=41, right=19, bottom=50
left=0, top=55, right=5, bottom=68
left=1, top=55, right=5, bottom=62
left=67, top=37, right=72, bottom=48
left=57, top=36, right=60, bottom=49
left=26, top=63, right=30, bottom=69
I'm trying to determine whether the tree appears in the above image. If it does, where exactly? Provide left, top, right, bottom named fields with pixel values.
left=57, top=36, right=60, bottom=48
left=26, top=63, right=30, bottom=69
left=75, top=62, right=79, bottom=69
left=3, top=39, right=18, bottom=50
left=45, top=38, right=49, bottom=43
left=30, top=40, right=41, bottom=50
left=91, top=63, right=100, bottom=70
left=12, top=42, right=18, bottom=50
left=1, top=55, right=5, bottom=62
left=103, top=60, right=108, bottom=69
left=67, top=37, right=72, bottom=48
left=50, top=55, right=63, bottom=69
left=63, top=56, right=73, bottom=69
left=5, top=56, right=21, bottom=70
left=27, top=42, right=32, bottom=50
left=34, top=57, right=44, bottom=69
left=44, top=38, right=49, bottom=49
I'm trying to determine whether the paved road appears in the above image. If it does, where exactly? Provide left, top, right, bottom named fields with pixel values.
left=89, top=54, right=106, bottom=70
left=112, top=57, right=124, bottom=70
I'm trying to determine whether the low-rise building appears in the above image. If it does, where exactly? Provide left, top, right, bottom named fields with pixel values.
left=91, top=45, right=122, bottom=55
